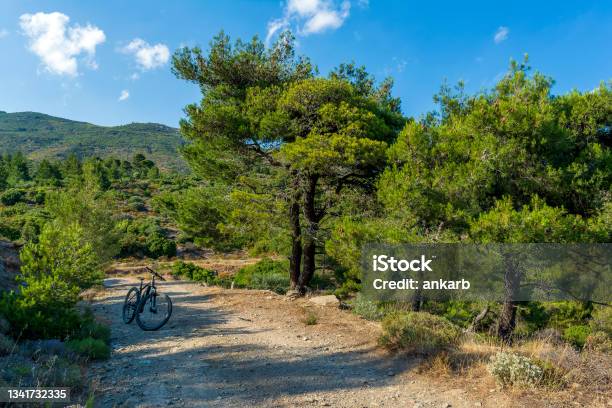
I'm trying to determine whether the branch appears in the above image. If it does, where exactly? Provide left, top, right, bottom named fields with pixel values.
left=244, top=140, right=282, bottom=167
left=519, top=282, right=610, bottom=307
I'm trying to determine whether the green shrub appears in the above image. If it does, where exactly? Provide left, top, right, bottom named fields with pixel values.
left=0, top=280, right=82, bottom=340
left=590, top=306, right=612, bottom=337
left=171, top=260, right=192, bottom=278
left=379, top=312, right=462, bottom=354
left=33, top=189, right=46, bottom=204
left=303, top=312, right=318, bottom=325
left=191, top=267, right=217, bottom=283
left=488, top=352, right=543, bottom=387
left=0, top=222, right=20, bottom=240
left=172, top=261, right=217, bottom=283
left=145, top=233, right=176, bottom=258
left=234, top=258, right=290, bottom=294
left=127, top=196, right=146, bottom=212
left=118, top=217, right=176, bottom=258
left=563, top=325, right=591, bottom=348
left=0, top=189, right=26, bottom=206
left=78, top=319, right=111, bottom=344
left=352, top=294, right=384, bottom=321
left=0, top=222, right=106, bottom=340
left=65, top=337, right=110, bottom=360
left=545, top=301, right=592, bottom=330
left=334, top=279, right=360, bottom=299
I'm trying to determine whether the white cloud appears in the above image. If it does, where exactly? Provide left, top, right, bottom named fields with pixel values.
left=266, top=0, right=351, bottom=43
left=494, top=26, right=509, bottom=44
left=19, top=12, right=105, bottom=76
left=118, top=89, right=129, bottom=101
left=394, top=58, right=407, bottom=73
left=0, top=29, right=9, bottom=39
left=122, top=38, right=169, bottom=70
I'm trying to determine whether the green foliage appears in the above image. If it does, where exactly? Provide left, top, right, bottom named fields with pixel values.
left=0, top=221, right=21, bottom=240
left=333, top=279, right=361, bottom=299
left=563, top=325, right=591, bottom=348
left=173, top=31, right=403, bottom=290
left=543, top=302, right=593, bottom=330
left=1, top=222, right=104, bottom=339
left=45, top=189, right=119, bottom=263
left=0, top=287, right=81, bottom=340
left=175, top=187, right=237, bottom=250
left=171, top=261, right=217, bottom=283
left=35, top=159, right=62, bottom=186
left=469, top=196, right=588, bottom=243
left=378, top=312, right=462, bottom=354
left=2, top=152, right=31, bottom=186
left=145, top=233, right=177, bottom=258
left=0, top=189, right=26, bottom=206
left=488, top=352, right=543, bottom=387
left=589, top=305, right=612, bottom=337
left=234, top=258, right=290, bottom=294
left=20, top=222, right=104, bottom=290
left=77, top=315, right=111, bottom=344
left=127, top=195, right=146, bottom=211
left=376, top=63, right=610, bottom=244
left=118, top=217, right=175, bottom=258
left=65, top=337, right=110, bottom=360
left=303, top=312, right=318, bottom=325
left=351, top=293, right=385, bottom=321
left=0, top=111, right=186, bottom=172
left=439, top=301, right=488, bottom=329
left=225, top=188, right=288, bottom=254
left=83, top=158, right=111, bottom=190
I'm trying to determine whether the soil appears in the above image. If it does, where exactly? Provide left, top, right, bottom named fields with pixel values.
left=88, top=276, right=595, bottom=408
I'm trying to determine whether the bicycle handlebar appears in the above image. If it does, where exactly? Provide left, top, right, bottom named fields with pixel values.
left=145, top=266, right=166, bottom=281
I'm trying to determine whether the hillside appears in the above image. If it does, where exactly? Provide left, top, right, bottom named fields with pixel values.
left=0, top=111, right=187, bottom=171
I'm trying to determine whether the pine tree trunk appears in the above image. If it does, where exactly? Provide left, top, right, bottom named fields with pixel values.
left=497, top=253, right=522, bottom=344
left=299, top=174, right=319, bottom=293
left=289, top=198, right=302, bottom=289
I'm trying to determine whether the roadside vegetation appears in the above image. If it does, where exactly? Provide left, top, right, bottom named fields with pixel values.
left=0, top=30, right=610, bottom=404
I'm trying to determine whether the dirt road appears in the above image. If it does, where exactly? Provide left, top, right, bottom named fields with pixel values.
left=89, top=277, right=485, bottom=407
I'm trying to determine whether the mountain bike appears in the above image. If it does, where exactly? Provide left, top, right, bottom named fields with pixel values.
left=122, top=266, right=173, bottom=331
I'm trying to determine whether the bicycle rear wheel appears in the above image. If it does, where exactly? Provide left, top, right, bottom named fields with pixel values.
left=122, top=287, right=140, bottom=324
left=135, top=291, right=172, bottom=331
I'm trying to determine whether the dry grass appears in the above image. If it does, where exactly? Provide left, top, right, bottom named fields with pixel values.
left=418, top=334, right=497, bottom=377
left=416, top=333, right=612, bottom=406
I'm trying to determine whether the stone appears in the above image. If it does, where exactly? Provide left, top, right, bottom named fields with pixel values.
left=308, top=295, right=340, bottom=307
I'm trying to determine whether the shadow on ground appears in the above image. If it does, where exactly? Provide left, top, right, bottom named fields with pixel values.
left=90, top=278, right=417, bottom=407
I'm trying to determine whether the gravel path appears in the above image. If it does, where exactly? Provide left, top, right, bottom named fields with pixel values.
left=89, top=277, right=483, bottom=407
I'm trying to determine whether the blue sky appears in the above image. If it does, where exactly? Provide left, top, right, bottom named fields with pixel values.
left=0, top=0, right=610, bottom=127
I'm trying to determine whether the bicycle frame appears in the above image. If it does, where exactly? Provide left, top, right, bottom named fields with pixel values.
left=138, top=274, right=158, bottom=311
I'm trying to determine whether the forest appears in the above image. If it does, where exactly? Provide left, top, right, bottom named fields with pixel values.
left=0, top=31, right=610, bottom=401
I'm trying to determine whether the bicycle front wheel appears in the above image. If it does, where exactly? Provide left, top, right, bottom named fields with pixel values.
left=135, top=292, right=172, bottom=331
left=122, top=287, right=140, bottom=324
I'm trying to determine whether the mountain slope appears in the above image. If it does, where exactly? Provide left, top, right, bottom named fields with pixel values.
left=0, top=111, right=187, bottom=171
